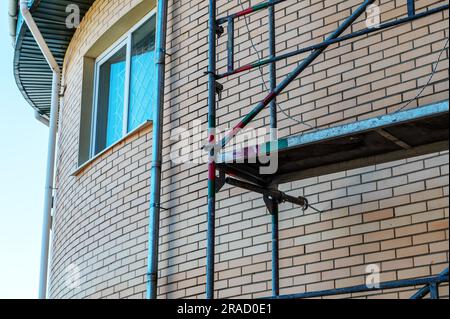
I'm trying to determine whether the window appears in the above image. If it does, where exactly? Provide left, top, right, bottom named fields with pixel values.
left=91, top=13, right=156, bottom=156
left=129, top=18, right=157, bottom=132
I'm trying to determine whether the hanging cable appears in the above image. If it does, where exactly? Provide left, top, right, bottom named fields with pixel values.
left=237, top=0, right=315, bottom=131
left=396, top=38, right=449, bottom=113
left=308, top=204, right=323, bottom=214
left=236, top=1, right=449, bottom=125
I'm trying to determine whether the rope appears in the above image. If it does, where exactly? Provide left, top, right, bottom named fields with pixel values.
left=237, top=0, right=315, bottom=131
left=308, top=204, right=323, bottom=214
left=396, top=38, right=449, bottom=113
left=235, top=1, right=449, bottom=126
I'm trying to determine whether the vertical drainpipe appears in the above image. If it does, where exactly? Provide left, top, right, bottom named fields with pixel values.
left=268, top=0, right=279, bottom=298
left=206, top=0, right=217, bottom=300
left=147, top=0, right=169, bottom=300
left=19, top=0, right=61, bottom=299
left=8, top=0, right=18, bottom=47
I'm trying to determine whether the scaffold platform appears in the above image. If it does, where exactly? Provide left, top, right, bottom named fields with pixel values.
left=218, top=101, right=449, bottom=185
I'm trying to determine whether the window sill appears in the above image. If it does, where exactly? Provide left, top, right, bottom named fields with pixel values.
left=72, top=120, right=152, bottom=176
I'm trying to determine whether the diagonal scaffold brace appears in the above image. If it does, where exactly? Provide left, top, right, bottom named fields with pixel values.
left=218, top=0, right=376, bottom=150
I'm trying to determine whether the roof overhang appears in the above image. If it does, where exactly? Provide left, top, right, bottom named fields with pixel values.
left=12, top=0, right=95, bottom=120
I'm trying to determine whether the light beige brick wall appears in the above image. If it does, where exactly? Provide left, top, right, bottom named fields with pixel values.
left=50, top=0, right=449, bottom=299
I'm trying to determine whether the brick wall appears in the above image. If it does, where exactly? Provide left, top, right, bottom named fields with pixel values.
left=49, top=0, right=449, bottom=299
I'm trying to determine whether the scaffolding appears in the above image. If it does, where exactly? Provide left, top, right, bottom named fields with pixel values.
left=205, top=0, right=450, bottom=299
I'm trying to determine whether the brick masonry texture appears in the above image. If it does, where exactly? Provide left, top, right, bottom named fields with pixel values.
left=49, top=0, right=449, bottom=299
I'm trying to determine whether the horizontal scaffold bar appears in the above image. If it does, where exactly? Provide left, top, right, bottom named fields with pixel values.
left=216, top=0, right=286, bottom=25
left=266, top=268, right=449, bottom=299
left=217, top=4, right=449, bottom=79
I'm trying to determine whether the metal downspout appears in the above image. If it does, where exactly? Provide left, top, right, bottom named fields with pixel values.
left=8, top=0, right=18, bottom=46
left=147, top=0, right=169, bottom=300
left=19, top=0, right=61, bottom=299
left=268, top=0, right=279, bottom=298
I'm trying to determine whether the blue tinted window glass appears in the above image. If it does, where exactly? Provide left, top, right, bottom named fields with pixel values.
left=95, top=45, right=127, bottom=154
left=106, top=60, right=126, bottom=147
left=128, top=16, right=156, bottom=132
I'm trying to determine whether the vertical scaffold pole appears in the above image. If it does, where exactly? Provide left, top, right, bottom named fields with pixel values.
left=206, top=0, right=217, bottom=300
left=407, top=0, right=415, bottom=17
left=268, top=0, right=279, bottom=297
left=227, top=17, right=234, bottom=72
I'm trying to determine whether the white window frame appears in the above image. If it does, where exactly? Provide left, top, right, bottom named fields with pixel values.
left=90, top=9, right=157, bottom=157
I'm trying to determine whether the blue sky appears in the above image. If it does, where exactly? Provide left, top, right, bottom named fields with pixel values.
left=0, top=2, right=48, bottom=298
